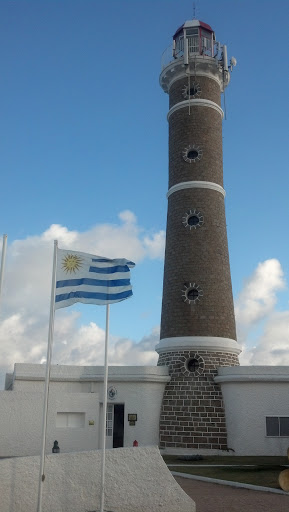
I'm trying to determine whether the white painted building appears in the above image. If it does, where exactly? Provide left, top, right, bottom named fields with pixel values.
left=1, top=363, right=170, bottom=457
left=2, top=362, right=289, bottom=457
left=216, top=366, right=289, bottom=456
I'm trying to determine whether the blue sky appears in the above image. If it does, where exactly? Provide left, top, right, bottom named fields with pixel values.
left=0, top=0, right=289, bottom=387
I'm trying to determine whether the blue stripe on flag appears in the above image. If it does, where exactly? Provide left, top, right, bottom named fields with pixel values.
left=91, top=258, right=135, bottom=266
left=56, top=278, right=130, bottom=289
left=55, top=289, right=133, bottom=304
left=91, top=258, right=112, bottom=262
left=89, top=265, right=129, bottom=274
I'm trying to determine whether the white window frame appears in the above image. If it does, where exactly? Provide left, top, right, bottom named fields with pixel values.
left=56, top=412, right=85, bottom=428
left=106, top=403, right=114, bottom=437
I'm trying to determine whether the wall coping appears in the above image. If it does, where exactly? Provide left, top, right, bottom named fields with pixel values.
left=12, top=364, right=170, bottom=385
left=215, top=365, right=289, bottom=383
left=155, top=337, right=241, bottom=355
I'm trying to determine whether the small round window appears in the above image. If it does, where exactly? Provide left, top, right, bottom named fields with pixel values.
left=187, top=288, right=199, bottom=300
left=182, top=209, right=204, bottom=230
left=186, top=358, right=199, bottom=372
left=187, top=150, right=198, bottom=159
left=182, top=283, right=203, bottom=304
left=188, top=215, right=199, bottom=226
left=182, top=82, right=201, bottom=99
left=182, top=353, right=205, bottom=376
left=183, top=145, right=203, bottom=163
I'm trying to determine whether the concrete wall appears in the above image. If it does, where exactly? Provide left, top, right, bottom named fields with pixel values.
left=0, top=446, right=195, bottom=512
left=216, top=366, right=289, bottom=456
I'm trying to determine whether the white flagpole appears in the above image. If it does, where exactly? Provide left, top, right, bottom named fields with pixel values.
left=99, top=303, right=110, bottom=512
left=37, top=240, right=58, bottom=512
left=0, top=234, right=8, bottom=312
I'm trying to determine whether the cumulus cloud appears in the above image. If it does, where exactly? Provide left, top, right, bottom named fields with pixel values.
left=2, top=221, right=289, bottom=390
left=239, top=311, right=289, bottom=366
left=0, top=310, right=159, bottom=386
left=143, top=231, right=166, bottom=260
left=236, top=258, right=289, bottom=366
left=53, top=318, right=159, bottom=368
left=235, top=259, right=285, bottom=339
left=118, top=210, right=137, bottom=224
left=2, top=210, right=165, bottom=315
left=0, top=212, right=164, bottom=388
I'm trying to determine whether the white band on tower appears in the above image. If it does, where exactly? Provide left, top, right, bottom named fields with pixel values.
left=167, top=99, right=224, bottom=120
left=167, top=181, right=226, bottom=198
left=156, top=337, right=241, bottom=355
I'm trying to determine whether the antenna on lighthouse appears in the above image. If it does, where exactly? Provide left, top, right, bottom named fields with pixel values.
left=184, top=37, right=189, bottom=65
left=192, top=2, right=197, bottom=19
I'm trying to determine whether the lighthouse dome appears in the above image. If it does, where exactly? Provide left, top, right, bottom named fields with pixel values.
left=173, top=19, right=215, bottom=58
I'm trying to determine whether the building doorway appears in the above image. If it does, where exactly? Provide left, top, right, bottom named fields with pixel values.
left=103, top=403, right=124, bottom=449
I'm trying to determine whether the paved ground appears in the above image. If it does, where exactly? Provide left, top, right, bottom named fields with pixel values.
left=175, top=476, right=289, bottom=512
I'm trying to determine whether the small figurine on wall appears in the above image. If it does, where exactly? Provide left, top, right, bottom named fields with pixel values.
left=52, top=440, right=60, bottom=453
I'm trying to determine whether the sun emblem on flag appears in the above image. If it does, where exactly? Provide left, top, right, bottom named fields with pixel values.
left=62, top=254, right=83, bottom=274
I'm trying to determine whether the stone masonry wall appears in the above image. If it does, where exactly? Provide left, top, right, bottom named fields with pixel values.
left=168, top=107, right=223, bottom=189
left=169, top=75, right=221, bottom=109
left=160, top=69, right=236, bottom=341
left=159, top=62, right=239, bottom=451
left=160, top=188, right=236, bottom=340
left=158, top=350, right=239, bottom=450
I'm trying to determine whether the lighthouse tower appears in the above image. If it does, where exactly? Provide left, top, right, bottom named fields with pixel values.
left=156, top=19, right=241, bottom=452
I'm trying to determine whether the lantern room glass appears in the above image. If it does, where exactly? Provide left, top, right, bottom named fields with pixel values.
left=201, top=29, right=212, bottom=56
left=174, top=27, right=213, bottom=58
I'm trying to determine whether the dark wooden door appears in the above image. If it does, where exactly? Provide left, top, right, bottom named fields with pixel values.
left=113, top=404, right=124, bottom=448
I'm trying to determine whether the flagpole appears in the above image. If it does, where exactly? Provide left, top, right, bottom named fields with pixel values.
left=37, top=240, right=58, bottom=512
left=99, top=303, right=110, bottom=512
left=0, top=234, right=8, bottom=312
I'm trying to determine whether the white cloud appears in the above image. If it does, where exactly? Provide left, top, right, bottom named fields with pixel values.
left=0, top=212, right=164, bottom=388
left=143, top=231, right=166, bottom=259
left=1, top=210, right=165, bottom=315
left=2, top=223, right=289, bottom=391
left=235, top=259, right=285, bottom=341
left=118, top=210, right=137, bottom=224
left=0, top=309, right=159, bottom=387
left=41, top=225, right=79, bottom=244
left=239, top=311, right=289, bottom=366
left=236, top=258, right=289, bottom=366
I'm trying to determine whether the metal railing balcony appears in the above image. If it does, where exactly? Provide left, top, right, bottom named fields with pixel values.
left=161, top=41, right=223, bottom=71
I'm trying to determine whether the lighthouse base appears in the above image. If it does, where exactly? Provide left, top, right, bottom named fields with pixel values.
left=156, top=339, right=240, bottom=451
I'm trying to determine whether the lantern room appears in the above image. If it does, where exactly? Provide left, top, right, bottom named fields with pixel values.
left=173, top=19, right=214, bottom=59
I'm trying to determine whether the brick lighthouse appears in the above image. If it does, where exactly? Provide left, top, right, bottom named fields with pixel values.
left=156, top=18, right=241, bottom=452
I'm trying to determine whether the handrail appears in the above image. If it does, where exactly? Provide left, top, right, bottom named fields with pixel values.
left=161, top=41, right=223, bottom=71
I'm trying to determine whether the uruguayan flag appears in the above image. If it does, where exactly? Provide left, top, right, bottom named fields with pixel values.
left=55, top=249, right=135, bottom=309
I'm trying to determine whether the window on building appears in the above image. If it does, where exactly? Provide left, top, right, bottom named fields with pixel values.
left=56, top=412, right=85, bottom=428
left=186, top=358, right=200, bottom=372
left=266, top=417, right=289, bottom=437
left=106, top=404, right=113, bottom=437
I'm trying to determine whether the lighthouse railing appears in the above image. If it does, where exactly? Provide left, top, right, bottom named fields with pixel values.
left=161, top=41, right=223, bottom=71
